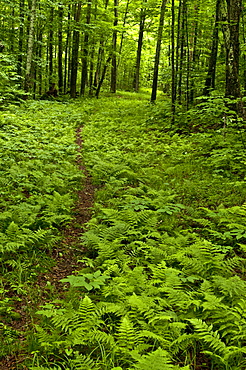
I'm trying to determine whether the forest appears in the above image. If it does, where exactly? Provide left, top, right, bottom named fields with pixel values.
left=1, top=0, right=246, bottom=369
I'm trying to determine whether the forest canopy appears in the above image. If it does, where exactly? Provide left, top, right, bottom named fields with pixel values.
left=0, top=0, right=245, bottom=118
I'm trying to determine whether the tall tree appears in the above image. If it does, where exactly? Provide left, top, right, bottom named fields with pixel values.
left=70, top=2, right=82, bottom=98
left=17, top=0, right=25, bottom=79
left=24, top=0, right=37, bottom=94
left=203, top=0, right=221, bottom=96
left=151, top=0, right=168, bottom=102
left=64, top=4, right=71, bottom=93
left=81, top=0, right=92, bottom=96
left=133, top=0, right=147, bottom=92
left=111, top=0, right=118, bottom=93
left=224, top=0, right=242, bottom=100
left=177, top=0, right=186, bottom=103
left=171, top=0, right=176, bottom=123
left=48, top=4, right=54, bottom=85
left=58, top=3, right=64, bottom=94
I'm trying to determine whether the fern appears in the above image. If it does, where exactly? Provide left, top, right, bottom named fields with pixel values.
left=130, top=348, right=180, bottom=370
left=188, top=318, right=228, bottom=355
left=117, top=317, right=140, bottom=349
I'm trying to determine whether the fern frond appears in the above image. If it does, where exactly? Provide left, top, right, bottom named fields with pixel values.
left=117, top=317, right=139, bottom=349
left=130, top=347, right=174, bottom=370
left=99, top=222, right=129, bottom=241
left=189, top=318, right=227, bottom=355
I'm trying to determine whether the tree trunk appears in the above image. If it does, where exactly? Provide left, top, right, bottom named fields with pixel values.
left=17, top=0, right=25, bottom=79
left=151, top=0, right=168, bottom=102
left=70, top=2, right=82, bottom=98
left=96, top=56, right=111, bottom=98
left=203, top=0, right=221, bottom=96
left=110, top=0, right=118, bottom=93
left=225, top=0, right=242, bottom=99
left=81, top=0, right=92, bottom=96
left=133, top=2, right=146, bottom=92
left=118, top=0, right=130, bottom=64
left=64, top=5, right=71, bottom=93
left=58, top=3, right=63, bottom=94
left=24, top=0, right=36, bottom=94
left=171, top=0, right=176, bottom=123
left=188, top=1, right=199, bottom=104
left=93, top=0, right=109, bottom=90
left=177, top=0, right=186, bottom=104
left=48, top=6, right=54, bottom=85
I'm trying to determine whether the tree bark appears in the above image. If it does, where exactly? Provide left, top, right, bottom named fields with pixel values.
left=151, top=0, right=168, bottom=102
left=48, top=5, right=54, bottom=85
left=81, top=0, right=92, bottom=96
left=64, top=5, right=71, bottom=93
left=177, top=0, right=186, bottom=103
left=110, top=0, right=118, bottom=93
left=224, top=0, right=242, bottom=99
left=96, top=56, right=111, bottom=98
left=58, top=3, right=63, bottom=94
left=17, top=0, right=25, bottom=79
left=133, top=1, right=146, bottom=92
left=24, top=0, right=36, bottom=94
left=203, top=0, right=221, bottom=96
left=171, top=0, right=176, bottom=123
left=70, top=2, right=82, bottom=98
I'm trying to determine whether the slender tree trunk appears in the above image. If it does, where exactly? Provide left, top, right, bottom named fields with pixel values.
left=24, top=0, right=36, bottom=94
left=81, top=0, right=92, bottom=96
left=133, top=2, right=146, bottom=92
left=185, top=1, right=190, bottom=110
left=96, top=56, right=111, bottom=98
left=58, top=3, right=63, bottom=94
left=178, top=0, right=186, bottom=104
left=64, top=5, right=71, bottom=93
left=242, top=6, right=246, bottom=93
left=151, top=0, right=168, bottom=102
left=175, top=0, right=182, bottom=102
left=93, top=0, right=109, bottom=89
left=10, top=8, right=15, bottom=52
left=89, top=0, right=98, bottom=95
left=203, top=0, right=221, bottom=95
left=17, top=0, right=25, bottom=79
left=48, top=6, right=54, bottom=85
left=188, top=2, right=199, bottom=104
left=118, top=0, right=130, bottom=63
left=37, top=28, right=43, bottom=95
left=225, top=0, right=242, bottom=99
left=70, top=2, right=82, bottom=98
left=111, top=0, right=118, bottom=93
left=171, top=0, right=176, bottom=123
left=89, top=45, right=95, bottom=95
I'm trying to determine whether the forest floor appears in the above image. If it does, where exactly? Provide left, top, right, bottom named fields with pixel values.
left=1, top=92, right=246, bottom=369
left=1, top=125, right=95, bottom=370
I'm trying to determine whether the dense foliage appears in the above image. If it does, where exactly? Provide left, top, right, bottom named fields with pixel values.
left=0, top=100, right=83, bottom=359
left=1, top=93, right=245, bottom=369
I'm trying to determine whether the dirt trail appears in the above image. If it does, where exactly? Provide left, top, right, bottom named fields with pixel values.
left=1, top=126, right=95, bottom=370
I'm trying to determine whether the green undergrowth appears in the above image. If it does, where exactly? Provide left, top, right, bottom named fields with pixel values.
left=29, top=94, right=246, bottom=370
left=0, top=100, right=87, bottom=358
left=1, top=92, right=246, bottom=369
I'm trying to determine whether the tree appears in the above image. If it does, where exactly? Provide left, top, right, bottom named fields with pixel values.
left=70, top=2, right=82, bottom=98
left=203, top=0, right=221, bottom=96
left=24, top=0, right=36, bottom=94
left=224, top=0, right=242, bottom=100
left=133, top=0, right=147, bottom=92
left=81, top=0, right=92, bottom=96
left=151, top=0, right=168, bottom=102
left=58, top=3, right=64, bottom=94
left=111, top=0, right=119, bottom=93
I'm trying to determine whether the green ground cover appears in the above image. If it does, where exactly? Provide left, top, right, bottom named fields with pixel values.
left=1, top=93, right=246, bottom=369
